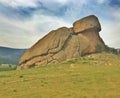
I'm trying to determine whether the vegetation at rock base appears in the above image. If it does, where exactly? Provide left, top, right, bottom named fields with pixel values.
left=0, top=64, right=17, bottom=71
left=95, top=44, right=105, bottom=52
left=105, top=45, right=120, bottom=55
left=0, top=53, right=120, bottom=98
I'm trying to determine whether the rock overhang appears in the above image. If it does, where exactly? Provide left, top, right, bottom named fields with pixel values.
left=73, top=15, right=101, bottom=33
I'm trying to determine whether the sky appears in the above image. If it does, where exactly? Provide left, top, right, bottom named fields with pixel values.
left=0, top=0, right=120, bottom=49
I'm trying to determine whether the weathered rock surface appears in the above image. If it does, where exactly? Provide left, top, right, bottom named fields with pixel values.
left=18, top=15, right=105, bottom=69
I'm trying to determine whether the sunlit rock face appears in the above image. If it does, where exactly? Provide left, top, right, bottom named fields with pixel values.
left=18, top=15, right=105, bottom=69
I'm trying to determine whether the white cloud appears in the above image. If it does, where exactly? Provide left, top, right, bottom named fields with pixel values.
left=0, top=0, right=120, bottom=49
left=43, top=0, right=68, bottom=4
left=97, top=0, right=109, bottom=4
left=0, top=0, right=39, bottom=7
left=0, top=13, right=71, bottom=48
left=100, top=19, right=120, bottom=48
left=42, top=0, right=87, bottom=5
left=63, top=0, right=89, bottom=22
left=0, top=0, right=70, bottom=8
left=111, top=7, right=120, bottom=21
left=100, top=6, right=120, bottom=48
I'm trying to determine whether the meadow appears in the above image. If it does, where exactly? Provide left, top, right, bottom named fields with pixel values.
left=0, top=65, right=17, bottom=71
left=0, top=53, right=120, bottom=98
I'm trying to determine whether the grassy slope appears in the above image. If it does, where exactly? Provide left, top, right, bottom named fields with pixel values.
left=0, top=53, right=120, bottom=98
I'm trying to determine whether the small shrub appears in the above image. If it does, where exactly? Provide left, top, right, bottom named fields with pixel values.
left=82, top=61, right=88, bottom=64
left=105, top=45, right=118, bottom=54
left=95, top=44, right=104, bottom=52
left=13, top=89, right=17, bottom=92
left=19, top=75, right=23, bottom=78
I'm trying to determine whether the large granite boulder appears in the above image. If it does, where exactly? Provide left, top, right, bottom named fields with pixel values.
left=73, top=15, right=101, bottom=33
left=18, top=15, right=105, bottom=69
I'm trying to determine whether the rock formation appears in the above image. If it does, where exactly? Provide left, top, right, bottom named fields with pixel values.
left=18, top=15, right=105, bottom=69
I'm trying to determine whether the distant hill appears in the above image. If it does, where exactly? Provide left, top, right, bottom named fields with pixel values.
left=0, top=46, right=26, bottom=65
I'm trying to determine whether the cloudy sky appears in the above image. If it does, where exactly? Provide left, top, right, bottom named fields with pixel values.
left=0, top=0, right=120, bottom=49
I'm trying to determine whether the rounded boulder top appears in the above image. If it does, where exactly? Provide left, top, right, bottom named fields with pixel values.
left=73, top=15, right=101, bottom=33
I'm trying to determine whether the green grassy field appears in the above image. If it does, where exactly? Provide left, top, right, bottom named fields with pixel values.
left=0, top=65, right=17, bottom=71
left=0, top=53, right=120, bottom=98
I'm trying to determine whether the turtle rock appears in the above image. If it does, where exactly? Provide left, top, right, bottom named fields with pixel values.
left=18, top=15, right=105, bottom=69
